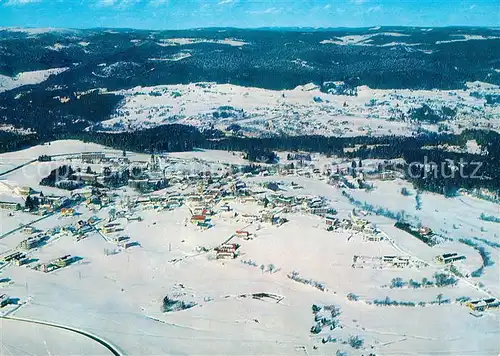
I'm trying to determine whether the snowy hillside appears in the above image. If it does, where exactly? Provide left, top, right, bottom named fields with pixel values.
left=0, top=67, right=68, bottom=93
left=91, top=81, right=500, bottom=137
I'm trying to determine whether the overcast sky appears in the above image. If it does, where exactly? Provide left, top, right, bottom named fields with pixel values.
left=0, top=0, right=498, bottom=29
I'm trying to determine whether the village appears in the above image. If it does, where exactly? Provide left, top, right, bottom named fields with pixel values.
left=0, top=140, right=498, bottom=355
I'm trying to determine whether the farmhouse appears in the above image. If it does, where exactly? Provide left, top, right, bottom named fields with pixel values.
left=215, top=243, right=238, bottom=259
left=81, top=152, right=105, bottom=163
left=235, top=230, right=250, bottom=239
left=191, top=215, right=207, bottom=224
left=19, top=235, right=45, bottom=250
left=435, top=253, right=466, bottom=264
left=119, top=240, right=137, bottom=249
left=54, top=255, right=72, bottom=267
left=466, top=300, right=488, bottom=312
left=325, top=215, right=339, bottom=226
left=465, top=298, right=499, bottom=311
left=13, top=257, right=30, bottom=266
left=2, top=251, right=26, bottom=263
left=0, top=201, right=22, bottom=210
left=383, top=255, right=411, bottom=268
left=111, top=235, right=130, bottom=243
left=102, top=223, right=121, bottom=234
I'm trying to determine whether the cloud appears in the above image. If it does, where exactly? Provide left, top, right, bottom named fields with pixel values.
left=95, top=0, right=166, bottom=8
left=351, top=0, right=368, bottom=4
left=469, top=4, right=477, bottom=10
left=247, top=7, right=281, bottom=15
left=149, top=0, right=168, bottom=6
left=218, top=0, right=234, bottom=5
left=95, top=0, right=141, bottom=8
left=324, top=4, right=331, bottom=10
left=3, top=0, right=42, bottom=5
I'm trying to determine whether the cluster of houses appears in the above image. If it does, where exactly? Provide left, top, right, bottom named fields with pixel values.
left=133, top=192, right=184, bottom=211
left=174, top=178, right=332, bottom=230
left=62, top=216, right=100, bottom=241
left=41, top=152, right=168, bottom=193
left=30, top=194, right=71, bottom=216
left=326, top=214, right=384, bottom=242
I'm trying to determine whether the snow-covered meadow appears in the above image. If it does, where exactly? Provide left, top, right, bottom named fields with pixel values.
left=95, top=81, right=500, bottom=137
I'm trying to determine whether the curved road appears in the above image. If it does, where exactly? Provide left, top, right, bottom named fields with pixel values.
left=2, top=315, right=123, bottom=356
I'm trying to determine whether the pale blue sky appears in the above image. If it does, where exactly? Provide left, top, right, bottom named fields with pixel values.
left=0, top=0, right=498, bottom=29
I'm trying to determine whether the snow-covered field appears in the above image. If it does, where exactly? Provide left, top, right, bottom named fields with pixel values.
left=319, top=32, right=500, bottom=47
left=435, top=34, right=500, bottom=44
left=0, top=140, right=126, bottom=173
left=96, top=81, right=500, bottom=137
left=156, top=38, right=248, bottom=47
left=0, top=67, right=69, bottom=93
left=320, top=32, right=410, bottom=46
left=0, top=142, right=498, bottom=355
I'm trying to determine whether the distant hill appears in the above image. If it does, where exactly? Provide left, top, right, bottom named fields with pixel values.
left=0, top=26, right=499, bottom=137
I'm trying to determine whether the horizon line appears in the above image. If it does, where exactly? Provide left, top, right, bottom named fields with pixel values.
left=2, top=25, right=500, bottom=32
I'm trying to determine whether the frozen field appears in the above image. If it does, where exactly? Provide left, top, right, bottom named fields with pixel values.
left=0, top=143, right=498, bottom=355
